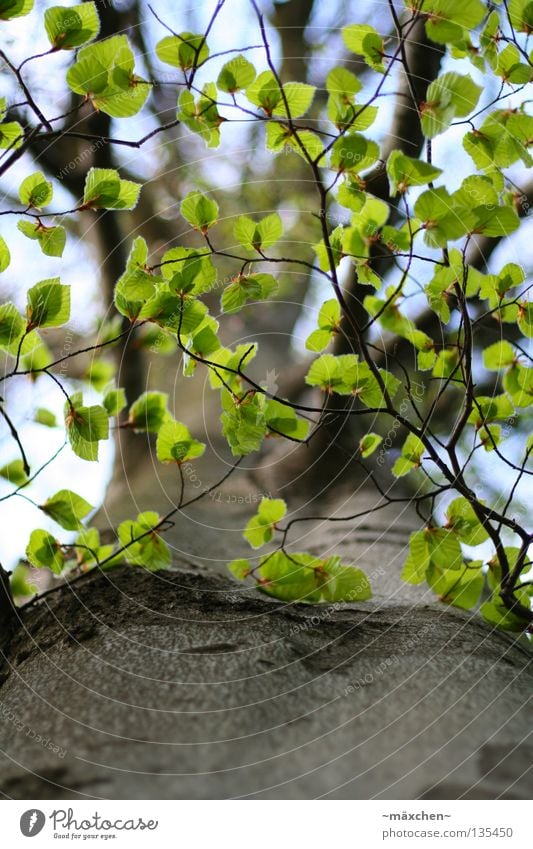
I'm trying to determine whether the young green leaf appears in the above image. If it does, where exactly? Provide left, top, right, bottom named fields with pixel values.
left=305, top=298, right=341, bottom=352
left=180, top=191, right=219, bottom=233
left=482, top=340, right=516, bottom=371
left=0, top=234, right=10, bottom=272
left=83, top=167, right=141, bottom=210
left=178, top=84, right=221, bottom=148
left=65, top=392, right=109, bottom=462
left=0, top=302, right=24, bottom=350
left=421, top=73, right=481, bottom=137
left=0, top=459, right=28, bottom=486
left=217, top=55, right=256, bottom=92
left=221, top=272, right=277, bottom=314
left=128, top=391, right=169, bottom=432
left=34, top=408, right=57, bottom=427
left=26, top=279, right=70, bottom=329
left=44, top=2, right=100, bottom=49
left=0, top=0, right=33, bottom=20
left=392, top=432, right=425, bottom=477
left=41, top=489, right=93, bottom=531
left=423, top=0, right=485, bottom=44
left=26, top=529, right=64, bottom=575
left=103, top=387, right=127, bottom=417
left=19, top=172, right=53, bottom=208
left=117, top=511, right=171, bottom=571
left=233, top=212, right=283, bottom=251
left=386, top=150, right=442, bottom=196
left=359, top=432, right=382, bottom=458
left=155, top=33, right=209, bottom=70
left=17, top=221, right=66, bottom=257
left=342, top=24, right=385, bottom=73
left=330, top=134, right=380, bottom=173
left=66, top=34, right=150, bottom=118
left=156, top=419, right=205, bottom=463
left=445, top=497, right=489, bottom=546
left=243, top=497, right=287, bottom=548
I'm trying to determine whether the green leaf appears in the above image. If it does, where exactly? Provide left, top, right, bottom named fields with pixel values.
left=246, top=74, right=315, bottom=118
left=41, top=489, right=93, bottom=530
left=0, top=459, right=28, bottom=486
left=0, top=0, right=33, bottom=20
left=433, top=349, right=459, bottom=378
left=330, top=134, right=380, bottom=173
left=257, top=550, right=322, bottom=602
left=495, top=44, right=532, bottom=84
left=518, top=302, right=533, bottom=338
left=427, top=563, right=484, bottom=610
left=0, top=119, right=23, bottom=150
left=415, top=187, right=471, bottom=247
left=508, top=0, right=533, bottom=32
left=26, top=279, right=70, bottom=329
left=44, top=3, right=100, bottom=49
left=243, top=497, right=287, bottom=548
left=65, top=392, right=109, bottom=462
left=359, top=432, right=382, bottom=458
left=254, top=550, right=372, bottom=604
left=392, top=432, right=425, bottom=477
left=128, top=391, right=169, bottom=432
left=0, top=302, right=24, bottom=350
left=221, top=272, right=277, bottom=314
left=234, top=212, right=283, bottom=252
left=217, top=55, right=256, bottom=92
left=83, top=167, right=141, bottom=210
left=155, top=33, right=209, bottom=70
left=156, top=419, right=205, bottom=463
left=342, top=24, right=385, bottom=72
left=246, top=70, right=282, bottom=113
left=103, top=387, right=127, bottom=417
left=10, top=564, right=37, bottom=598
left=228, top=558, right=251, bottom=580
left=306, top=298, right=341, bottom=351
left=162, top=247, right=216, bottom=296
left=421, top=72, right=481, bottom=137
left=19, top=171, right=53, bottom=208
left=26, top=529, right=64, bottom=575
left=66, top=34, right=150, bottom=118
left=445, top=497, right=489, bottom=546
left=463, top=110, right=532, bottom=172
left=386, top=150, right=442, bottom=196
left=265, top=122, right=323, bottom=161
left=326, top=66, right=362, bottom=98
left=483, top=340, right=516, bottom=371
left=177, top=84, right=221, bottom=148
left=481, top=593, right=531, bottom=631
left=74, top=527, right=113, bottom=566
left=264, top=399, right=309, bottom=440
left=180, top=191, right=219, bottom=232
left=17, top=220, right=66, bottom=257
left=0, top=234, right=10, bottom=272
left=220, top=390, right=267, bottom=455
left=320, top=558, right=372, bottom=602
left=467, top=394, right=515, bottom=427
left=423, top=0, right=486, bottom=44
left=117, top=511, right=171, bottom=571
left=34, top=407, right=57, bottom=427
left=471, top=205, right=520, bottom=237
left=272, top=81, right=316, bottom=118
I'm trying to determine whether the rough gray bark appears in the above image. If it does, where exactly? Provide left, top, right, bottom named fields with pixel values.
left=0, top=489, right=531, bottom=800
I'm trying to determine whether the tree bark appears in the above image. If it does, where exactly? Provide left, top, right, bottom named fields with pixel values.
left=0, top=489, right=531, bottom=800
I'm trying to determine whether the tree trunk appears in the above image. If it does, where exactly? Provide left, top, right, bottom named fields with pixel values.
left=0, top=489, right=531, bottom=800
